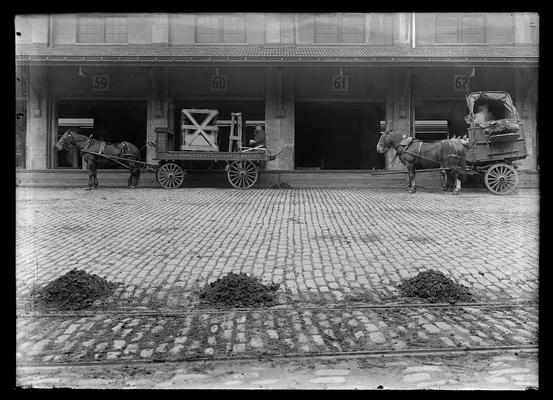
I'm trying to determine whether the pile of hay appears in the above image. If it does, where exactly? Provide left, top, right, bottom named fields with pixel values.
left=398, top=270, right=473, bottom=304
left=30, top=269, right=118, bottom=311
left=198, top=272, right=280, bottom=308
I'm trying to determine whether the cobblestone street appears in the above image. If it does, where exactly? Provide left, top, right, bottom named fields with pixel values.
left=15, top=187, right=540, bottom=389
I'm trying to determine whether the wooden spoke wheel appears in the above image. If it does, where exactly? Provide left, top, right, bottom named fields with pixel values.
left=157, top=162, right=185, bottom=189
left=227, top=160, right=259, bottom=189
left=483, top=163, right=519, bottom=195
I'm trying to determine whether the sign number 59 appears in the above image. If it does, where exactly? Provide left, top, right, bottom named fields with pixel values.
left=454, top=75, right=468, bottom=92
left=92, top=75, right=110, bottom=91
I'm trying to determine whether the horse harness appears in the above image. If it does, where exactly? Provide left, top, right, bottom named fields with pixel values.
left=389, top=134, right=466, bottom=175
left=393, top=136, right=423, bottom=164
left=82, top=136, right=128, bottom=157
left=402, top=138, right=467, bottom=174
left=440, top=140, right=463, bottom=165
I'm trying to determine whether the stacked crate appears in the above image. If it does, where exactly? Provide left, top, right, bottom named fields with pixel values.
left=180, top=109, right=219, bottom=151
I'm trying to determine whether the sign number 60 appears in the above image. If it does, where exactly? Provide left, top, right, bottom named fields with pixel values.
left=211, top=75, right=228, bottom=91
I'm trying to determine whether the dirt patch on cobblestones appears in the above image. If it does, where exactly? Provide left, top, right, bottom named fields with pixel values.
left=198, top=272, right=280, bottom=308
left=398, top=270, right=474, bottom=304
left=29, top=269, right=119, bottom=311
left=272, top=182, right=292, bottom=189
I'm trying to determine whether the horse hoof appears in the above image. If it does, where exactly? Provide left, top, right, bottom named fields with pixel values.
left=452, top=191, right=459, bottom=195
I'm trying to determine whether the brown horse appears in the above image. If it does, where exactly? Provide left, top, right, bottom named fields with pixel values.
left=55, top=129, right=142, bottom=189
left=376, top=130, right=467, bottom=194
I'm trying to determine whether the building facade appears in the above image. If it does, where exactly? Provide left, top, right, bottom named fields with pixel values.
left=15, top=13, right=539, bottom=172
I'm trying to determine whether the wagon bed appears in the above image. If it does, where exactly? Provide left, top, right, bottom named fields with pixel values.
left=463, top=91, right=528, bottom=195
left=153, top=110, right=278, bottom=189
left=155, top=150, right=270, bottom=162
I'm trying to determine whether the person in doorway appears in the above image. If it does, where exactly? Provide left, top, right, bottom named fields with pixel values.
left=249, top=125, right=266, bottom=147
left=474, top=103, right=495, bottom=125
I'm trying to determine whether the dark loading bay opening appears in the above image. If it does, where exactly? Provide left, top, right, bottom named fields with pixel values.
left=56, top=100, right=148, bottom=168
left=295, top=102, right=385, bottom=170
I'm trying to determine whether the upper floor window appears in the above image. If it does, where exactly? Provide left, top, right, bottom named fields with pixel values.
left=435, top=14, right=486, bottom=44
left=77, top=15, right=128, bottom=43
left=196, top=15, right=246, bottom=43
left=314, top=13, right=365, bottom=44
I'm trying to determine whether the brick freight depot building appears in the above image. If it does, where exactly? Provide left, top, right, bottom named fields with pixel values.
left=15, top=13, right=539, bottom=178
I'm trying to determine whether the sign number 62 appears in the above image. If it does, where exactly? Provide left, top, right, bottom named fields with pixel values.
left=454, top=75, right=468, bottom=92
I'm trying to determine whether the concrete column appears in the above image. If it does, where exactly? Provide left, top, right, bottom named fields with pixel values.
left=514, top=12, right=533, bottom=46
left=31, top=15, right=49, bottom=44
left=265, top=67, right=295, bottom=170
left=384, top=68, right=412, bottom=170
left=26, top=65, right=49, bottom=169
left=515, top=69, right=538, bottom=171
left=146, top=67, right=169, bottom=165
left=152, top=13, right=169, bottom=44
left=394, top=13, right=411, bottom=47
left=280, top=14, right=295, bottom=44
left=265, top=14, right=281, bottom=43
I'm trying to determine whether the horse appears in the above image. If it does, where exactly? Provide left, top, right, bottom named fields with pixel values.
left=376, top=130, right=467, bottom=195
left=55, top=129, right=142, bottom=190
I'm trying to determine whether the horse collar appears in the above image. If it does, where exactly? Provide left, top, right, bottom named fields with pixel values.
left=82, top=135, right=93, bottom=151
left=396, top=136, right=414, bottom=155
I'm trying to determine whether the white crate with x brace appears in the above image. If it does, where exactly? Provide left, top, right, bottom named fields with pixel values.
left=180, top=109, right=219, bottom=151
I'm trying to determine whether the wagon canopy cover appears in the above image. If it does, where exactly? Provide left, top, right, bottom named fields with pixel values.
left=465, top=91, right=519, bottom=123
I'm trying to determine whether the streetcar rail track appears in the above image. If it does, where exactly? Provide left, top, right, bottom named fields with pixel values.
left=16, top=345, right=538, bottom=369
left=16, top=300, right=538, bottom=318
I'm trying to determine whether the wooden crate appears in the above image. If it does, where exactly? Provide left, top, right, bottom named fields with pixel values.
left=180, top=109, right=219, bottom=152
left=466, top=126, right=527, bottom=163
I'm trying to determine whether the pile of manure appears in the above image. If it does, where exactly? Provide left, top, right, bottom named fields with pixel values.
left=30, top=269, right=118, bottom=311
left=271, top=182, right=292, bottom=189
left=198, top=272, right=280, bottom=308
left=398, top=270, right=474, bottom=304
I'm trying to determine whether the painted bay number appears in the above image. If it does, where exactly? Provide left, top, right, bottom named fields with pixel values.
left=453, top=75, right=469, bottom=92
left=211, top=75, right=228, bottom=91
left=92, top=75, right=110, bottom=91
left=332, top=75, right=349, bottom=91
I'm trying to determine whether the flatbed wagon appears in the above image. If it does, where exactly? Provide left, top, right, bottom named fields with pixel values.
left=153, top=109, right=279, bottom=189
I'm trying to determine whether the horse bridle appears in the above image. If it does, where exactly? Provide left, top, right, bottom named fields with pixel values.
left=381, top=130, right=405, bottom=164
left=58, top=130, right=72, bottom=150
left=59, top=130, right=92, bottom=151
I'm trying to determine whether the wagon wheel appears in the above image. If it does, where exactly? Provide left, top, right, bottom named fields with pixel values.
left=483, top=163, right=519, bottom=195
left=157, top=162, right=185, bottom=189
left=227, top=160, right=259, bottom=189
